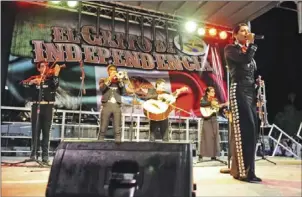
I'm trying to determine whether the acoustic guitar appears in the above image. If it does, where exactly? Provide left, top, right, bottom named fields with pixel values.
left=200, top=102, right=228, bottom=118
left=143, top=86, right=188, bottom=121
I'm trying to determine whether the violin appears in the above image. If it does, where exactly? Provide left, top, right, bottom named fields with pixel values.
left=21, top=60, right=65, bottom=85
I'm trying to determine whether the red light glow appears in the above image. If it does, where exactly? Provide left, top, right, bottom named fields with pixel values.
left=219, top=31, right=228, bottom=40
left=209, top=28, right=217, bottom=36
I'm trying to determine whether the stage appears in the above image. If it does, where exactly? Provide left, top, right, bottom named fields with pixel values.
left=1, top=156, right=301, bottom=197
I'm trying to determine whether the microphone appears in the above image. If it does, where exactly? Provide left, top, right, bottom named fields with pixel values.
left=245, top=34, right=265, bottom=40
left=255, top=35, right=265, bottom=40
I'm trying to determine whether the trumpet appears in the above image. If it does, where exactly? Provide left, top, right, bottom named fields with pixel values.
left=256, top=75, right=270, bottom=127
left=115, top=71, right=129, bottom=80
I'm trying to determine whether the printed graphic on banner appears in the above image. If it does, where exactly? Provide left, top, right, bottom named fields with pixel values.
left=6, top=6, right=228, bottom=118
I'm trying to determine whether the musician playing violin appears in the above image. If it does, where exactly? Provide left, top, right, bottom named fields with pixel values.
left=199, top=87, right=223, bottom=161
left=142, top=79, right=181, bottom=142
left=22, top=60, right=61, bottom=164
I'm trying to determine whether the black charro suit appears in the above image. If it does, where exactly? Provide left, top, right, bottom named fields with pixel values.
left=98, top=78, right=125, bottom=141
left=224, top=43, right=259, bottom=180
left=23, top=76, right=59, bottom=162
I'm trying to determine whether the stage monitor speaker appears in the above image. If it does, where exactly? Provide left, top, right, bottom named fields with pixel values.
left=46, top=141, right=194, bottom=197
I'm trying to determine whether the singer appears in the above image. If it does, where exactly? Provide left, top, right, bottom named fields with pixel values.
left=98, top=64, right=126, bottom=142
left=22, top=61, right=61, bottom=164
left=224, top=23, right=262, bottom=182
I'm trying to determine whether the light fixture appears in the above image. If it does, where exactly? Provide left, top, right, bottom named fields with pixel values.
left=185, top=21, right=197, bottom=33
left=209, top=28, right=217, bottom=36
left=219, top=31, right=228, bottom=40
left=197, top=27, right=206, bottom=36
left=49, top=1, right=60, bottom=4
left=67, top=1, right=78, bottom=8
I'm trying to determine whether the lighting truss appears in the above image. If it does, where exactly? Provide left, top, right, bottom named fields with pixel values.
left=26, top=1, right=232, bottom=33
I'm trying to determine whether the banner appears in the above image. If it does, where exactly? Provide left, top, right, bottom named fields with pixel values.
left=6, top=5, right=227, bottom=117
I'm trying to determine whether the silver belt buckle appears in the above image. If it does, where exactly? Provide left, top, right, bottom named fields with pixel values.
left=109, top=97, right=116, bottom=103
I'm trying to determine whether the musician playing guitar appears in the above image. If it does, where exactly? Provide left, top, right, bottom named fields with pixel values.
left=142, top=79, right=182, bottom=142
left=199, top=86, right=227, bottom=160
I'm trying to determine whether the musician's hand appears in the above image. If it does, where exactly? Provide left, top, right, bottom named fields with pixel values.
left=175, top=89, right=181, bottom=97
left=246, top=33, right=255, bottom=44
left=158, top=94, right=165, bottom=100
left=164, top=95, right=176, bottom=104
left=108, top=74, right=115, bottom=81
left=211, top=100, right=219, bottom=106
left=54, top=64, right=61, bottom=76
left=168, top=97, right=176, bottom=104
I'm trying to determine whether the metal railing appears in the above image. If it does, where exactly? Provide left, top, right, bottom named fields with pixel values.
left=297, top=122, right=302, bottom=140
left=1, top=106, right=205, bottom=155
left=268, top=124, right=302, bottom=159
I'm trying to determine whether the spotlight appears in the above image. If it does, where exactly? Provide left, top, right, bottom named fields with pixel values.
left=219, top=31, right=228, bottom=40
left=197, top=28, right=206, bottom=36
left=49, top=1, right=60, bottom=4
left=209, top=28, right=217, bottom=36
left=185, top=21, right=197, bottom=33
left=67, top=1, right=78, bottom=8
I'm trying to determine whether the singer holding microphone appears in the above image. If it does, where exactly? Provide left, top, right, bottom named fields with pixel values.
left=224, top=23, right=262, bottom=182
left=98, top=64, right=126, bottom=142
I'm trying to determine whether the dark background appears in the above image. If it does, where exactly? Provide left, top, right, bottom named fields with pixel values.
left=251, top=1, right=302, bottom=123
left=1, top=1, right=302, bottom=124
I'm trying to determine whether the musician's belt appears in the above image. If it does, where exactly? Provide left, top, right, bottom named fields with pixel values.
left=33, top=101, right=55, bottom=104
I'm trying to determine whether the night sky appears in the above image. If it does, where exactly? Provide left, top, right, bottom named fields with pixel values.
left=251, top=3, right=302, bottom=122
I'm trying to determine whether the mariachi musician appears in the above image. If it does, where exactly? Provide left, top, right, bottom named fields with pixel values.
left=97, top=64, right=126, bottom=143
left=199, top=86, right=226, bottom=160
left=224, top=23, right=262, bottom=182
left=141, top=79, right=185, bottom=142
left=22, top=60, right=62, bottom=164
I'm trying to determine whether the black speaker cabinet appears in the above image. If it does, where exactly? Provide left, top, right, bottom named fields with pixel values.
left=46, top=141, right=193, bottom=197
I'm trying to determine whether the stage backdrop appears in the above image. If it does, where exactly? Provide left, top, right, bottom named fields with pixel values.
left=6, top=5, right=227, bottom=117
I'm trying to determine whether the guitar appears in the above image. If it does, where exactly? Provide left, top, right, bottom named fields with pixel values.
left=200, top=102, right=228, bottom=118
left=143, top=86, right=188, bottom=121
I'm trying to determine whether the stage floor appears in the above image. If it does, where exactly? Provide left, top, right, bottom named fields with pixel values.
left=1, top=157, right=301, bottom=197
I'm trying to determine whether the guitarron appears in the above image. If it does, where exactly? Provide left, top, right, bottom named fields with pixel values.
left=143, top=87, right=188, bottom=121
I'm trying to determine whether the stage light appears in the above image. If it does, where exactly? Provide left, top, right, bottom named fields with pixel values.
left=197, top=27, right=206, bottom=36
left=67, top=1, right=78, bottom=8
left=209, top=28, right=217, bottom=36
left=185, top=21, right=197, bottom=33
left=219, top=31, right=228, bottom=40
left=49, top=1, right=60, bottom=4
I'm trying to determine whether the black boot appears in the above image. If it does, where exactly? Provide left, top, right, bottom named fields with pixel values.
left=42, top=158, right=50, bottom=166
left=233, top=176, right=251, bottom=183
left=249, top=174, right=262, bottom=182
left=29, top=151, right=38, bottom=161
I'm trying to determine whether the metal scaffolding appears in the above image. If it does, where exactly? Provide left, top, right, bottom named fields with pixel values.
left=24, top=1, right=232, bottom=32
